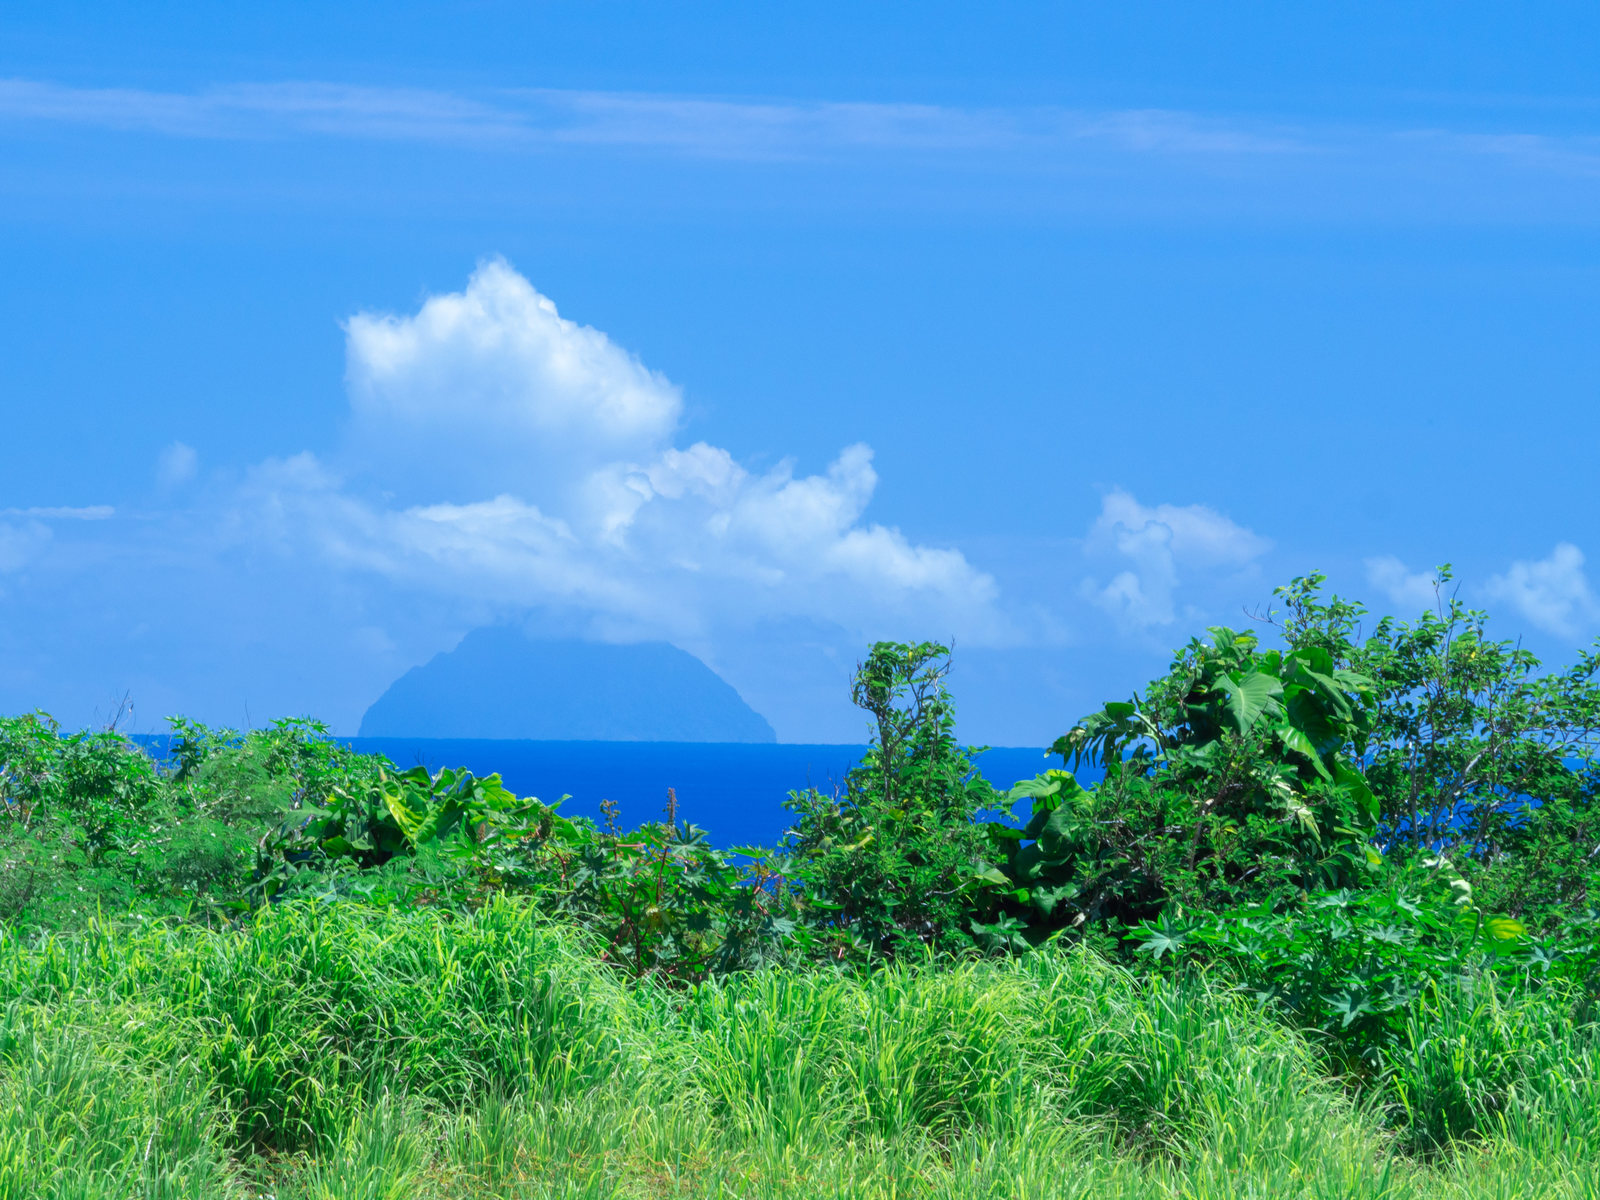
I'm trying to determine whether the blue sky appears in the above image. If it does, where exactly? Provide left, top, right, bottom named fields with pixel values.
left=2, top=3, right=1598, bottom=743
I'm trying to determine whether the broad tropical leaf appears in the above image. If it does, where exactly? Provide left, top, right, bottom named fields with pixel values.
left=1275, top=723, right=1331, bottom=779
left=1211, top=671, right=1284, bottom=734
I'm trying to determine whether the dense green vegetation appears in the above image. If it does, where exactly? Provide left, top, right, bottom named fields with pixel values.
left=2, top=572, right=1599, bottom=1197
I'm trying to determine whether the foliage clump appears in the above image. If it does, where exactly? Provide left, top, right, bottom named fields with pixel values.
left=781, top=640, right=999, bottom=961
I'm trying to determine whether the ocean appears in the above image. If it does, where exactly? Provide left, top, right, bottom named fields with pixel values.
left=138, top=736, right=1064, bottom=848
left=349, top=739, right=1064, bottom=848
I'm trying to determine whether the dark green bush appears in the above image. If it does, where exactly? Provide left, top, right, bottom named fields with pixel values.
left=781, top=641, right=1000, bottom=961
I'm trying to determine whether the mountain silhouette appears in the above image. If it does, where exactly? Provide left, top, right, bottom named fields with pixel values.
left=358, top=627, right=777, bottom=742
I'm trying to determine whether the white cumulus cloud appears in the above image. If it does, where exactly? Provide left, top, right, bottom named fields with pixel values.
left=1083, top=489, right=1270, bottom=628
left=343, top=259, right=682, bottom=502
left=238, top=259, right=1002, bottom=646
left=1485, top=543, right=1600, bottom=637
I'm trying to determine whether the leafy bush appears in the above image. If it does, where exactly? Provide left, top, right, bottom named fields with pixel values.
left=251, top=758, right=804, bottom=981
left=1271, top=571, right=1600, bottom=915
left=0, top=711, right=165, bottom=865
left=527, top=806, right=803, bottom=980
left=782, top=641, right=1000, bottom=961
left=1128, top=858, right=1538, bottom=1059
left=0, top=713, right=169, bottom=925
left=979, top=624, right=1380, bottom=950
left=0, top=715, right=394, bottom=929
left=970, top=572, right=1600, bottom=960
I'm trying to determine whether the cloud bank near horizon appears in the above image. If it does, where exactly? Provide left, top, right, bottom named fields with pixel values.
left=3, top=259, right=1595, bottom=738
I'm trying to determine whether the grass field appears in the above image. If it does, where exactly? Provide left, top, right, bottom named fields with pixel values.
left=2, top=897, right=1596, bottom=1200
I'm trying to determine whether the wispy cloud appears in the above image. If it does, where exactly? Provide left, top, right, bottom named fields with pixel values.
left=0, top=506, right=113, bottom=575
left=1364, top=555, right=1441, bottom=613
left=1424, top=130, right=1600, bottom=179
left=11, top=75, right=1600, bottom=212
left=0, top=79, right=525, bottom=143
left=0, top=77, right=1309, bottom=162
left=156, top=443, right=198, bottom=488
left=516, top=90, right=1305, bottom=161
left=0, top=505, right=115, bottom=520
left=7, top=74, right=1600, bottom=224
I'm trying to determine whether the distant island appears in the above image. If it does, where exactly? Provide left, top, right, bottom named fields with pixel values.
left=358, top=627, right=777, bottom=742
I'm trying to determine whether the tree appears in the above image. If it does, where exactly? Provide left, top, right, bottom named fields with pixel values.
left=1271, top=571, right=1600, bottom=928
left=784, top=641, right=999, bottom=960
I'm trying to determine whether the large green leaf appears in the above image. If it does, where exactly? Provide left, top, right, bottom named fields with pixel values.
left=1326, top=985, right=1380, bottom=1029
left=1284, top=689, right=1345, bottom=755
left=1018, top=802, right=1084, bottom=862
left=972, top=864, right=1013, bottom=887
left=1133, top=914, right=1191, bottom=960
left=1334, top=763, right=1378, bottom=823
left=1275, top=723, right=1332, bottom=779
left=380, top=781, right=428, bottom=844
left=1211, top=671, right=1284, bottom=734
left=1484, top=914, right=1527, bottom=942
left=1331, top=668, right=1374, bottom=693
left=1029, top=881, right=1080, bottom=916
left=1301, top=668, right=1355, bottom=721
left=1007, top=769, right=1085, bottom=804
left=1286, top=646, right=1334, bottom=677
left=1034, top=801, right=1084, bottom=852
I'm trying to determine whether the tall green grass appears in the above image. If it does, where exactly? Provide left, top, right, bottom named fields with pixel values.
left=1, top=898, right=1596, bottom=1198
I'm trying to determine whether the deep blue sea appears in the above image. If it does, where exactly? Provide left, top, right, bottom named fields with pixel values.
left=348, top=740, right=1062, bottom=848
left=136, top=737, right=1063, bottom=849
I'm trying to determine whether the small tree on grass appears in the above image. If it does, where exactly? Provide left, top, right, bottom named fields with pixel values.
left=783, top=641, right=999, bottom=961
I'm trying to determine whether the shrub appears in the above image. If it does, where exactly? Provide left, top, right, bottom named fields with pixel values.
left=782, top=641, right=1000, bottom=961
